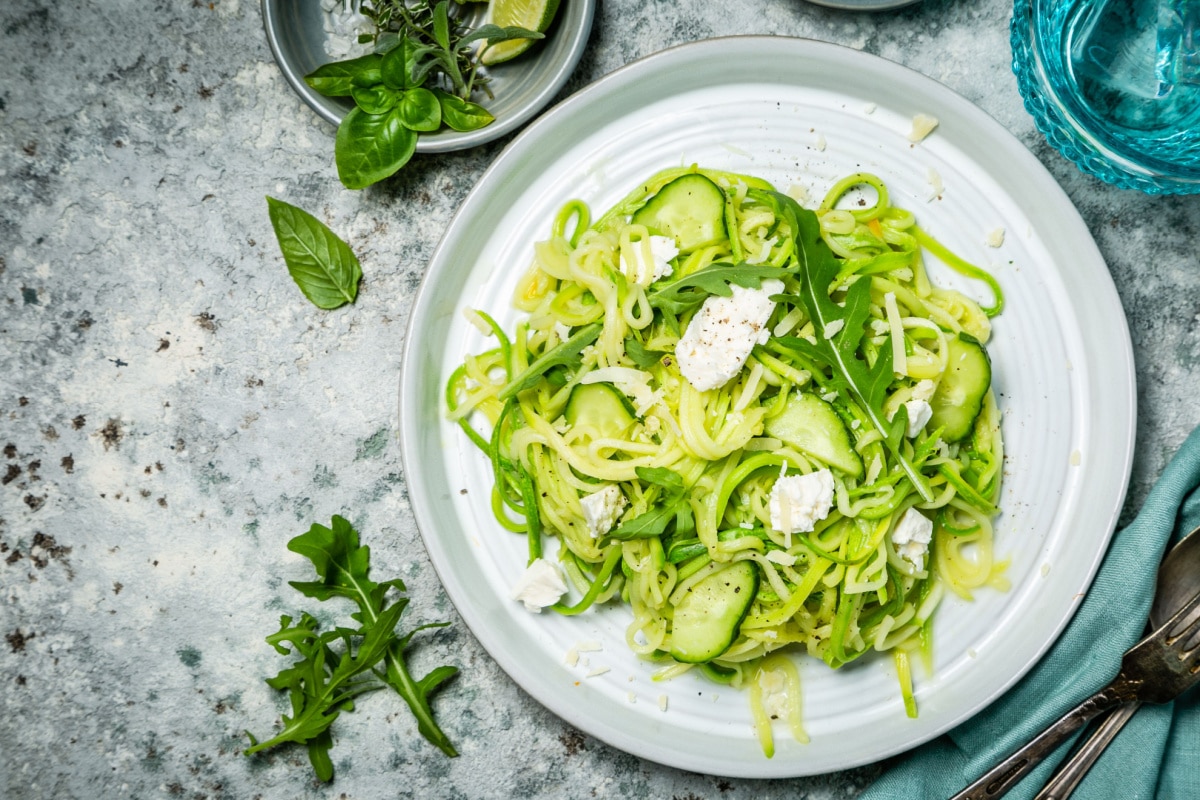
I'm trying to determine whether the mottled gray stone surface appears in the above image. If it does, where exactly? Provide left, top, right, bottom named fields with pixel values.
left=1, top=0, right=1197, bottom=798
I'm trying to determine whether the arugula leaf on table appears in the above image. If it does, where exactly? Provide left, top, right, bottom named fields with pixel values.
left=244, top=515, right=459, bottom=781
left=266, top=197, right=362, bottom=309
left=751, top=189, right=934, bottom=502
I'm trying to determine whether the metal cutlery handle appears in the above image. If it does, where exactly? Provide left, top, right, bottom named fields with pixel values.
left=947, top=686, right=1127, bottom=800
left=1031, top=702, right=1141, bottom=800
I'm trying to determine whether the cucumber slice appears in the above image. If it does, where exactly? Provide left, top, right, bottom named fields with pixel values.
left=631, top=173, right=727, bottom=253
left=669, top=561, right=758, bottom=663
left=764, top=392, right=864, bottom=478
left=928, top=333, right=992, bottom=442
left=565, top=382, right=635, bottom=439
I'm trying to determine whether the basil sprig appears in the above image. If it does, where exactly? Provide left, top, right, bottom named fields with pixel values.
left=304, top=1, right=542, bottom=189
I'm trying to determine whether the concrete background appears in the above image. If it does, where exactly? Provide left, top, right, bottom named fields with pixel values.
left=2, top=0, right=1198, bottom=797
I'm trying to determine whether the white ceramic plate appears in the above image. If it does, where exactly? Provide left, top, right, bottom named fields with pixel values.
left=399, top=37, right=1136, bottom=777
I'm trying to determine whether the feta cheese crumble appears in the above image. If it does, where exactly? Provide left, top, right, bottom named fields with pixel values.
left=902, top=399, right=933, bottom=437
left=985, top=227, right=1006, bottom=247
left=769, top=468, right=835, bottom=539
left=580, top=485, right=626, bottom=538
left=908, top=113, right=939, bottom=143
left=891, top=508, right=934, bottom=570
left=675, top=280, right=784, bottom=392
left=620, top=234, right=678, bottom=285
left=510, top=558, right=567, bottom=612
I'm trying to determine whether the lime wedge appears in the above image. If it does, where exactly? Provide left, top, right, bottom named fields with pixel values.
left=479, top=0, right=561, bottom=66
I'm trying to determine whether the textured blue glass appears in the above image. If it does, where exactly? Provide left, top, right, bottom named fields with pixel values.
left=1012, top=0, right=1200, bottom=194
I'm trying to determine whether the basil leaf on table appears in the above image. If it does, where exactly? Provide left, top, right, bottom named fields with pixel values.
left=334, top=106, right=417, bottom=190
left=397, top=87, right=442, bottom=132
left=434, top=89, right=493, bottom=132
left=304, top=53, right=383, bottom=97
left=265, top=197, right=362, bottom=309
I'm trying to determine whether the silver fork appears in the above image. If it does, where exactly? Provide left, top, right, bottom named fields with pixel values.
left=949, top=587, right=1200, bottom=800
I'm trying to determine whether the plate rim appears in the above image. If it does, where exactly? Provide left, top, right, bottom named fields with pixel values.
left=399, top=35, right=1137, bottom=777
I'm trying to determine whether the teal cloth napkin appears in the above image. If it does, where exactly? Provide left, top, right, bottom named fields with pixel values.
left=861, top=425, right=1200, bottom=800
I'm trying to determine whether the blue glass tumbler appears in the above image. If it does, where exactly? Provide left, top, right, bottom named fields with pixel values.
left=1011, top=0, right=1200, bottom=194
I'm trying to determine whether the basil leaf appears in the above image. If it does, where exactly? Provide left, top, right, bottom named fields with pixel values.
left=351, top=84, right=400, bottom=115
left=334, top=106, right=418, bottom=190
left=380, top=38, right=413, bottom=90
left=265, top=197, right=362, bottom=309
left=396, top=87, right=442, bottom=132
left=434, top=89, right=494, bottom=132
left=304, top=54, right=383, bottom=97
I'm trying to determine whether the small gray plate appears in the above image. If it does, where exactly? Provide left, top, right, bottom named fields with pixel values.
left=261, top=0, right=595, bottom=153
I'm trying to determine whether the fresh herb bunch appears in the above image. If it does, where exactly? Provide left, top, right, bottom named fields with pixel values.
left=244, top=515, right=459, bottom=781
left=305, top=0, right=542, bottom=189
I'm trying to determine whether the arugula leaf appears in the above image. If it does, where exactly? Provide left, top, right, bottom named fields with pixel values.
left=623, top=336, right=665, bottom=369
left=635, top=466, right=685, bottom=494
left=497, top=322, right=602, bottom=401
left=334, top=106, right=417, bottom=190
left=245, top=516, right=459, bottom=781
left=266, top=197, right=362, bottom=309
left=608, top=467, right=692, bottom=541
left=288, top=516, right=460, bottom=756
left=648, top=261, right=795, bottom=321
left=753, top=189, right=935, bottom=502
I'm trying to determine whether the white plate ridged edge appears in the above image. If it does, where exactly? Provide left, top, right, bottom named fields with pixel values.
left=398, top=37, right=1136, bottom=777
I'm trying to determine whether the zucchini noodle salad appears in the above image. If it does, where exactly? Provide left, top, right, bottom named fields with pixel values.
left=445, top=166, right=1007, bottom=756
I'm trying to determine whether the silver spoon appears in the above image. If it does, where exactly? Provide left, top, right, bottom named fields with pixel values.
left=1032, top=523, right=1200, bottom=799
left=949, top=523, right=1200, bottom=800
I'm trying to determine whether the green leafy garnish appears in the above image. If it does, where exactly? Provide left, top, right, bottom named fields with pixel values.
left=266, top=197, right=362, bottom=309
left=497, top=322, right=602, bottom=401
left=649, top=261, right=795, bottom=317
left=244, top=516, right=458, bottom=780
left=609, top=467, right=695, bottom=541
left=753, top=189, right=935, bottom=502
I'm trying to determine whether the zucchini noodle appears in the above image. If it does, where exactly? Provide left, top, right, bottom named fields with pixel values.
left=446, top=166, right=1006, bottom=755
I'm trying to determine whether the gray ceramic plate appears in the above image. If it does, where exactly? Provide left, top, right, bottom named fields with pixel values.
left=261, top=0, right=595, bottom=152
